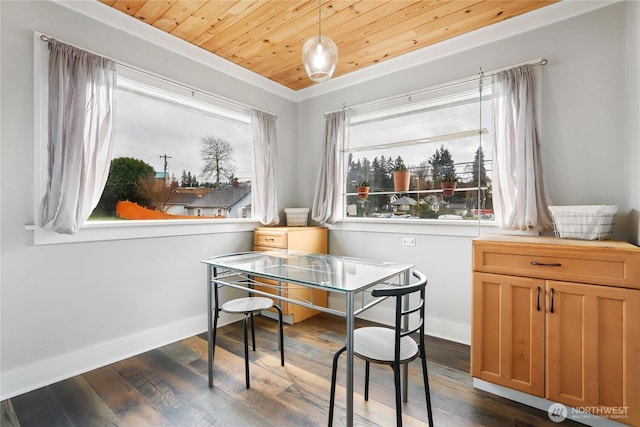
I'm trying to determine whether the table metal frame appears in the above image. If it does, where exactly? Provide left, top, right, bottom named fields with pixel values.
left=203, top=251, right=412, bottom=427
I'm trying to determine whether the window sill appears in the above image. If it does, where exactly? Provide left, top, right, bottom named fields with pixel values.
left=25, top=219, right=260, bottom=245
left=330, top=217, right=500, bottom=237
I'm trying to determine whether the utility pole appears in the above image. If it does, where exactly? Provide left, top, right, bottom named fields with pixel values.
left=159, top=154, right=172, bottom=179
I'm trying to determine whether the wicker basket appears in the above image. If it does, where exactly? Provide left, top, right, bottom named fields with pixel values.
left=284, top=208, right=309, bottom=227
left=549, top=205, right=617, bottom=240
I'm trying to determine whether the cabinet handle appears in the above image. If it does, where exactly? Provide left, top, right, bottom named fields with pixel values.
left=536, top=286, right=541, bottom=311
left=265, top=238, right=274, bottom=242
left=530, top=261, right=562, bottom=267
left=550, top=288, right=555, bottom=313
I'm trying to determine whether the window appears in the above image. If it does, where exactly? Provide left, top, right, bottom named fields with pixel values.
left=344, top=78, right=493, bottom=221
left=33, top=36, right=260, bottom=244
left=91, top=67, right=253, bottom=222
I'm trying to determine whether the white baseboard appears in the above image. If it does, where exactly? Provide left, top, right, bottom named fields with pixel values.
left=0, top=303, right=469, bottom=401
left=423, top=316, right=470, bottom=345
left=473, top=379, right=629, bottom=427
left=0, top=314, right=217, bottom=401
left=329, top=294, right=470, bottom=345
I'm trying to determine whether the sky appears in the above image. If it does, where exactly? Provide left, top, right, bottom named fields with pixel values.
left=111, top=88, right=253, bottom=184
left=349, top=97, right=493, bottom=181
left=111, top=77, right=491, bottom=186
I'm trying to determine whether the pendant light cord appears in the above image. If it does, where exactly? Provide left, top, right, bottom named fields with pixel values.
left=318, top=0, right=322, bottom=39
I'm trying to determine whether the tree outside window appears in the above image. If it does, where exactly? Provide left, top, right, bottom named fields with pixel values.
left=89, top=73, right=252, bottom=221
left=344, top=84, right=494, bottom=221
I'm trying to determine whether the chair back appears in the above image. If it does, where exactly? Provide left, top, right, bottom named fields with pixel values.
left=371, top=270, right=427, bottom=361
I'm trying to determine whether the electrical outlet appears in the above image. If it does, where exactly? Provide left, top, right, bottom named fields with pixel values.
left=402, top=237, right=416, bottom=246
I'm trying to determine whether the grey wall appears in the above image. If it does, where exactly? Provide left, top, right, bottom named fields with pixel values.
left=297, top=2, right=635, bottom=342
left=298, top=3, right=631, bottom=220
left=626, top=0, right=640, bottom=245
left=0, top=0, right=297, bottom=399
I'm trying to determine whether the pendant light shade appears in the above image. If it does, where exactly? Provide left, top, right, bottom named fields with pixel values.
left=302, top=35, right=338, bottom=82
left=302, top=1, right=338, bottom=83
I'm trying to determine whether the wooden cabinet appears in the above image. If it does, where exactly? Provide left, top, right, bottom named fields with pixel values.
left=253, top=226, right=328, bottom=323
left=472, top=272, right=545, bottom=396
left=472, top=235, right=640, bottom=426
left=545, top=281, right=640, bottom=414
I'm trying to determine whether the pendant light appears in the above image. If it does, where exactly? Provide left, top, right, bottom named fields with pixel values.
left=302, top=0, right=338, bottom=83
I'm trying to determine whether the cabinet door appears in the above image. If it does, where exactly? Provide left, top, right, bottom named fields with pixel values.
left=546, top=281, right=640, bottom=425
left=472, top=272, right=545, bottom=396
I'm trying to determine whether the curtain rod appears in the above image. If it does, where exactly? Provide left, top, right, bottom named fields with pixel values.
left=39, top=34, right=277, bottom=118
left=325, top=58, right=548, bottom=116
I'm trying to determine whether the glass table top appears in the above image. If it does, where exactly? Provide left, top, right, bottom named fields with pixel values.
left=202, top=250, right=413, bottom=293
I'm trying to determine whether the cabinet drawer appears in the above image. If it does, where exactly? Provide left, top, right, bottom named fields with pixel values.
left=473, top=241, right=640, bottom=289
left=254, top=231, right=287, bottom=249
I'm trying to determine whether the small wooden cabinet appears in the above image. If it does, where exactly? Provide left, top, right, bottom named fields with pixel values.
left=472, top=271, right=545, bottom=396
left=472, top=235, right=640, bottom=426
left=253, top=226, right=328, bottom=323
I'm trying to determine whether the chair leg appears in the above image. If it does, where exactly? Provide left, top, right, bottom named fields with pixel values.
left=393, top=362, right=403, bottom=427
left=273, top=304, right=285, bottom=366
left=364, top=361, right=370, bottom=401
left=243, top=314, right=250, bottom=389
left=420, top=345, right=434, bottom=426
left=328, top=346, right=346, bottom=427
left=250, top=312, right=256, bottom=351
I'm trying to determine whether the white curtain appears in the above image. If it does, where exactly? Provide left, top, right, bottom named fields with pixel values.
left=40, top=40, right=116, bottom=234
left=251, top=110, right=279, bottom=225
left=312, top=111, right=348, bottom=224
left=492, top=64, right=553, bottom=230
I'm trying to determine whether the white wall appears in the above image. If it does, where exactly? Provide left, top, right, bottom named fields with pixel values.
left=626, top=0, right=640, bottom=245
left=297, top=2, right=634, bottom=343
left=1, top=0, right=637, bottom=401
left=0, top=0, right=297, bottom=399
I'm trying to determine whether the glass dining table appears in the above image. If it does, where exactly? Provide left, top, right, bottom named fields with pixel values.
left=202, top=250, right=414, bottom=427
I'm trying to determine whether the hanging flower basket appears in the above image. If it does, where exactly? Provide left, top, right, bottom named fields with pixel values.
left=357, top=186, right=369, bottom=199
left=393, top=171, right=410, bottom=192
left=441, top=181, right=457, bottom=196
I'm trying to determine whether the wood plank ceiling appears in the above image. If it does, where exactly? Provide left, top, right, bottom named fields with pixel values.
left=100, top=0, right=557, bottom=91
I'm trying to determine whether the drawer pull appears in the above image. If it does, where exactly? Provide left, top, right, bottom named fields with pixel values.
left=536, top=287, right=541, bottom=311
left=550, top=288, right=555, bottom=313
left=530, top=261, right=562, bottom=267
left=265, top=238, right=275, bottom=242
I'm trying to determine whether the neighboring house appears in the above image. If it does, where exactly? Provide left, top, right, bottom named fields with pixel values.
left=391, top=196, right=416, bottom=213
left=164, top=191, right=200, bottom=216
left=164, top=187, right=210, bottom=215
left=185, top=183, right=251, bottom=218
left=237, top=203, right=252, bottom=219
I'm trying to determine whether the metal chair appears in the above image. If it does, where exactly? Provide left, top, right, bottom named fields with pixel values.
left=328, top=270, right=433, bottom=427
left=221, top=296, right=284, bottom=389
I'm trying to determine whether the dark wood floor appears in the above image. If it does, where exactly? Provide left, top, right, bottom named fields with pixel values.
left=1, top=313, right=577, bottom=426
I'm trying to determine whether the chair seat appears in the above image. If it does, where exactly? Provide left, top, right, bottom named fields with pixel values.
left=221, top=296, right=274, bottom=314
left=217, top=296, right=284, bottom=389
left=354, top=327, right=419, bottom=364
left=329, top=271, right=433, bottom=427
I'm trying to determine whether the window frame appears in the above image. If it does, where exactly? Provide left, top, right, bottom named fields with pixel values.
left=340, top=81, right=496, bottom=228
left=32, top=33, right=259, bottom=245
